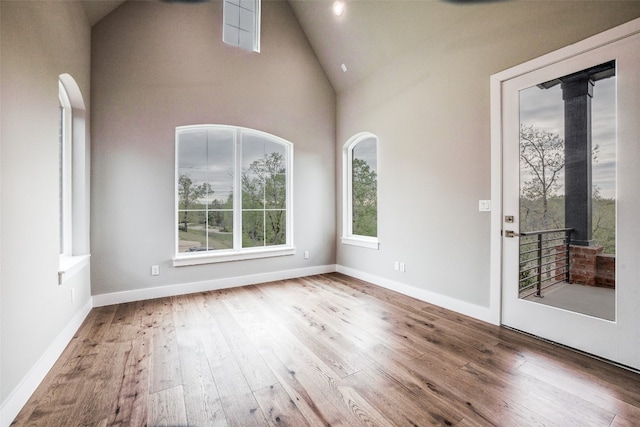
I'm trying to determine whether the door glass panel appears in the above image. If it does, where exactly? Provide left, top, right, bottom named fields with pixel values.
left=518, top=61, right=616, bottom=321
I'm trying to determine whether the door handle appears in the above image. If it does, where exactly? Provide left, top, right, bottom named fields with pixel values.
left=504, top=230, right=520, bottom=238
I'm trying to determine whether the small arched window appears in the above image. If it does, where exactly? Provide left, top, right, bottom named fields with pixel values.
left=342, top=132, right=379, bottom=249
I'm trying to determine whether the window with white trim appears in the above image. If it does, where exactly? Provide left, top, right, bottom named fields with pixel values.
left=175, top=125, right=293, bottom=266
left=59, top=80, right=73, bottom=257
left=58, top=74, right=90, bottom=284
left=223, top=0, right=261, bottom=52
left=342, top=133, right=379, bottom=249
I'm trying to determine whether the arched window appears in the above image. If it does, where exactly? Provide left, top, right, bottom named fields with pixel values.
left=342, top=132, right=379, bottom=249
left=59, top=79, right=72, bottom=257
left=174, top=125, right=294, bottom=266
left=58, top=74, right=90, bottom=284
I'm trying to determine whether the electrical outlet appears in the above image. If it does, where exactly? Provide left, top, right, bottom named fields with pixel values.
left=400, top=262, right=406, bottom=273
left=71, top=288, right=75, bottom=302
left=304, top=251, right=309, bottom=259
left=394, top=261, right=400, bottom=271
left=151, top=265, right=160, bottom=276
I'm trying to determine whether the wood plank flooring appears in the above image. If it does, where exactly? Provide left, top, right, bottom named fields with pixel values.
left=11, top=273, right=640, bottom=426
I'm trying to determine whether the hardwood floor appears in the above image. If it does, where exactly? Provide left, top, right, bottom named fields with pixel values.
left=11, top=273, right=640, bottom=426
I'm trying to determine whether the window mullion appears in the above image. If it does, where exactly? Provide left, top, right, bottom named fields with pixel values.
left=263, top=177, right=267, bottom=247
left=346, top=146, right=354, bottom=237
left=205, top=130, right=210, bottom=250
left=234, top=130, right=243, bottom=250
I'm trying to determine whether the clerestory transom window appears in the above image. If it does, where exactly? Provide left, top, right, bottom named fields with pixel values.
left=223, top=0, right=261, bottom=52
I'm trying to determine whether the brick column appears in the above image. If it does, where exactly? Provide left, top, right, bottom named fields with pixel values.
left=569, top=245, right=603, bottom=287
left=595, top=254, right=616, bottom=288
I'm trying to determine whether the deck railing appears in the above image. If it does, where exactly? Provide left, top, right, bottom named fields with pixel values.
left=519, top=228, right=573, bottom=298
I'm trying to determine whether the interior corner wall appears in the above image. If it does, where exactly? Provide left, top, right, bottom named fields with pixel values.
left=335, top=1, right=640, bottom=312
left=90, top=1, right=336, bottom=297
left=0, top=0, right=92, bottom=411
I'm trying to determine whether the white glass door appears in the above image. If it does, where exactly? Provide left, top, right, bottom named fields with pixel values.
left=500, top=23, right=640, bottom=370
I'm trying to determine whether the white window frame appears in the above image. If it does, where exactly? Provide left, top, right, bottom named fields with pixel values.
left=341, top=132, right=379, bottom=250
left=223, top=0, right=261, bottom=52
left=59, top=80, right=73, bottom=258
left=58, top=74, right=90, bottom=284
left=173, top=124, right=294, bottom=267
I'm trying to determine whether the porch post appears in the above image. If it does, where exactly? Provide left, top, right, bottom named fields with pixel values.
left=561, top=76, right=594, bottom=246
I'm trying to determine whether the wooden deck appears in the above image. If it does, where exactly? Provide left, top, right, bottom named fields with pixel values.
left=11, top=273, right=640, bottom=426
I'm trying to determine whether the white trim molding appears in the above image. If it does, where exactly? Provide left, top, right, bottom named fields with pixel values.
left=340, top=236, right=379, bottom=250
left=336, top=265, right=495, bottom=324
left=93, top=264, right=337, bottom=307
left=58, top=254, right=90, bottom=285
left=173, top=247, right=295, bottom=267
left=0, top=299, right=93, bottom=427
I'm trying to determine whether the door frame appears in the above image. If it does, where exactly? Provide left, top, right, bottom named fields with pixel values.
left=489, top=18, right=640, bottom=326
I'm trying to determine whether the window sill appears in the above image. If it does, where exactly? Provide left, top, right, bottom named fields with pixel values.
left=341, top=236, right=380, bottom=250
left=59, top=254, right=90, bottom=285
left=173, top=246, right=296, bottom=267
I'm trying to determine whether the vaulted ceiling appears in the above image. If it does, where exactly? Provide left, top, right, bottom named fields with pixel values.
left=80, top=0, right=126, bottom=27
left=288, top=0, right=490, bottom=93
left=81, top=0, right=494, bottom=94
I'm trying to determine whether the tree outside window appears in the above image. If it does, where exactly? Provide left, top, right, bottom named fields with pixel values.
left=176, top=126, right=292, bottom=258
left=343, top=133, right=378, bottom=247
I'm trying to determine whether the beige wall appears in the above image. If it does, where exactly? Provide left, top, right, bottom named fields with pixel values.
left=336, top=1, right=640, bottom=309
left=0, top=0, right=92, bottom=406
left=90, top=1, right=336, bottom=296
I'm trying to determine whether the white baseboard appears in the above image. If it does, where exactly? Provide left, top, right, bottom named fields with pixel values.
left=95, top=263, right=495, bottom=322
left=336, top=265, right=495, bottom=324
left=92, top=264, right=338, bottom=307
left=0, top=298, right=93, bottom=427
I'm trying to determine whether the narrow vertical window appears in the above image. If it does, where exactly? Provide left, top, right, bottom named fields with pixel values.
left=58, top=74, right=90, bottom=284
left=59, top=80, right=73, bottom=257
left=342, top=133, right=379, bottom=249
left=223, top=0, right=261, bottom=52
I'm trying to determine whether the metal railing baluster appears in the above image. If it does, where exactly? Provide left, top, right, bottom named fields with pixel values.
left=518, top=228, right=573, bottom=299
left=536, top=233, right=543, bottom=297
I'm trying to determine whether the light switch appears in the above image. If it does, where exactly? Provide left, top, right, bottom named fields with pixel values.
left=479, top=200, right=491, bottom=212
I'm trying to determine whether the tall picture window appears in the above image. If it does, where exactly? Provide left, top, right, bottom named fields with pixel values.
left=59, top=79, right=73, bottom=257
left=175, top=125, right=293, bottom=266
left=58, top=74, right=90, bottom=284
